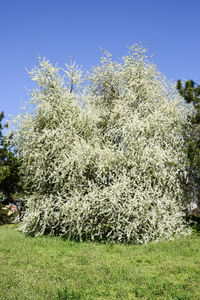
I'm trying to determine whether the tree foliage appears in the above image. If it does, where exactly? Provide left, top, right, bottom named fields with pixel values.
left=13, top=46, right=191, bottom=243
left=177, top=79, right=200, bottom=209
left=0, top=112, right=22, bottom=203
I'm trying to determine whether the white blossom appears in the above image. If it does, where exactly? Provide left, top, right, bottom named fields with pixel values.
left=13, top=45, right=191, bottom=243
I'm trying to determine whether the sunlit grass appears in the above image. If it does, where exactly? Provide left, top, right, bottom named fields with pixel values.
left=0, top=224, right=199, bottom=299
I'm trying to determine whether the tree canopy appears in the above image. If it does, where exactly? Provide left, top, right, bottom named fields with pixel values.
left=13, top=46, right=191, bottom=243
left=177, top=79, right=200, bottom=210
left=0, top=111, right=21, bottom=203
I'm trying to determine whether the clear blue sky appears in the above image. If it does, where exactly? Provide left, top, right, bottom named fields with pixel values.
left=1, top=0, right=200, bottom=118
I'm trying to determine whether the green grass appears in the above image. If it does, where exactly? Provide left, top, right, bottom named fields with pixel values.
left=0, top=225, right=200, bottom=299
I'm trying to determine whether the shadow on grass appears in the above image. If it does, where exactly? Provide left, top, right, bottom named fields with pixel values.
left=185, top=215, right=200, bottom=236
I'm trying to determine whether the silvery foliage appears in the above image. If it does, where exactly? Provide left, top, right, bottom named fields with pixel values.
left=14, top=46, right=191, bottom=243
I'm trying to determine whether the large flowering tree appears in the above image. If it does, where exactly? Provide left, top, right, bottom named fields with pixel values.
left=14, top=46, right=191, bottom=243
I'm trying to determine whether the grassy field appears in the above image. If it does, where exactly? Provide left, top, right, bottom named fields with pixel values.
left=0, top=224, right=200, bottom=300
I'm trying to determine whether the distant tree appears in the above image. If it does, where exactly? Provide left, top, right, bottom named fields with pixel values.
left=177, top=80, right=200, bottom=106
left=0, top=111, right=22, bottom=204
left=177, top=80, right=200, bottom=210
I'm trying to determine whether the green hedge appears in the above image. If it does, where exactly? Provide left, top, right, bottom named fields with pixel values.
left=0, top=202, right=10, bottom=225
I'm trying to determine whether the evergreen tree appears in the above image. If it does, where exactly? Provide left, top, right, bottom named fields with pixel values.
left=14, top=47, right=191, bottom=243
left=0, top=111, right=21, bottom=203
left=177, top=79, right=200, bottom=211
left=177, top=80, right=200, bottom=107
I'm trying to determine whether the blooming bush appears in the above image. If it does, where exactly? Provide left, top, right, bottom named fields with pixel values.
left=13, top=45, right=191, bottom=243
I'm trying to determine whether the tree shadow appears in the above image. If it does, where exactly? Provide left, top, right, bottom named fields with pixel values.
left=185, top=215, right=200, bottom=236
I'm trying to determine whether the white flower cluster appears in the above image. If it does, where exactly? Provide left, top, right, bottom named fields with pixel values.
left=14, top=46, right=191, bottom=243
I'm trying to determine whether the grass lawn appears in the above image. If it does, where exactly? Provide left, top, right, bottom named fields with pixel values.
left=0, top=224, right=199, bottom=300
